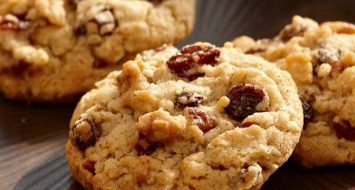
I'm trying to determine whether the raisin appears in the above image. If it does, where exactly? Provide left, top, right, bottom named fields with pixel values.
left=75, top=25, right=87, bottom=36
left=279, top=25, right=306, bottom=42
left=93, top=58, right=109, bottom=68
left=167, top=44, right=220, bottom=80
left=180, top=45, right=220, bottom=66
left=333, top=120, right=355, bottom=141
left=300, top=98, right=314, bottom=126
left=175, top=92, right=204, bottom=109
left=188, top=108, right=217, bottom=132
left=71, top=118, right=101, bottom=151
left=10, top=60, right=31, bottom=75
left=82, top=160, right=96, bottom=175
left=167, top=54, right=194, bottom=77
left=225, top=85, right=266, bottom=121
left=186, top=73, right=206, bottom=81
left=135, top=134, right=158, bottom=156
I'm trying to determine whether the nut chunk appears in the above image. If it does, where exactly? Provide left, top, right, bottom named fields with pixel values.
left=136, top=110, right=186, bottom=142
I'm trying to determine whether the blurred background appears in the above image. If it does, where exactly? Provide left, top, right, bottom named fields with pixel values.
left=181, top=0, right=355, bottom=46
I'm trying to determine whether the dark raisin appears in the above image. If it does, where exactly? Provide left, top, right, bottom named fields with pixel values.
left=167, top=54, right=194, bottom=75
left=300, top=98, right=314, bottom=126
left=82, top=160, right=96, bottom=175
left=181, top=45, right=220, bottom=66
left=75, top=25, right=87, bottom=36
left=15, top=14, right=27, bottom=21
left=186, top=73, right=206, bottom=81
left=10, top=60, right=31, bottom=75
left=188, top=108, right=217, bottom=132
left=279, top=25, right=306, bottom=42
left=175, top=92, right=204, bottom=109
left=333, top=120, right=355, bottom=141
left=225, top=84, right=266, bottom=121
left=167, top=44, right=220, bottom=80
left=93, top=58, right=109, bottom=68
left=71, top=117, right=101, bottom=151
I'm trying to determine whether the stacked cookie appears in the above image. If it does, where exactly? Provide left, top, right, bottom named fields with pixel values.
left=0, top=0, right=195, bottom=102
left=233, top=16, right=355, bottom=168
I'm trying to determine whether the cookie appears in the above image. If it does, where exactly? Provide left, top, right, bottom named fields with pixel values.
left=233, top=16, right=355, bottom=168
left=65, top=42, right=303, bottom=189
left=0, top=0, right=195, bottom=102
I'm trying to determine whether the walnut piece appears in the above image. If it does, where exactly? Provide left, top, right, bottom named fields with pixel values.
left=136, top=110, right=186, bottom=142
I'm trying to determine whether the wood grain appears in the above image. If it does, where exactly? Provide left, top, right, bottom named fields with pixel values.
left=0, top=96, right=74, bottom=190
left=1, top=0, right=355, bottom=189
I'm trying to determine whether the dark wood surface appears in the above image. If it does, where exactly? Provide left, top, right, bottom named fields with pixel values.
left=1, top=0, right=355, bottom=189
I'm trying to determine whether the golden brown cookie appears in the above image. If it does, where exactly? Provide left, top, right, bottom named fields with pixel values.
left=233, top=16, right=355, bottom=168
left=0, top=0, right=195, bottom=102
left=66, top=42, right=303, bottom=189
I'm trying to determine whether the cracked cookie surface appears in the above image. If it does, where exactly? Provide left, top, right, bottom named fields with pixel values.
left=65, top=42, right=303, bottom=189
left=233, top=16, right=355, bottom=168
left=0, top=0, right=195, bottom=102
